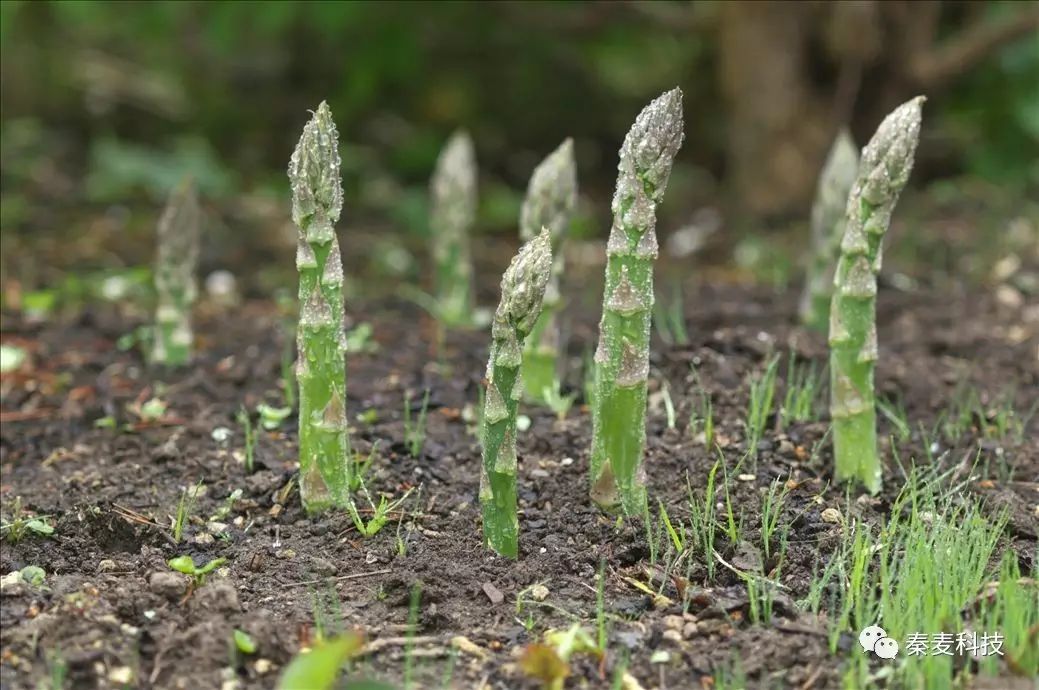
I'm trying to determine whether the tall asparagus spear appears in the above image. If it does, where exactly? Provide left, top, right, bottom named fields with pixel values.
left=830, top=96, right=924, bottom=493
left=519, top=139, right=577, bottom=402
left=289, top=101, right=350, bottom=514
left=152, top=178, right=200, bottom=366
left=799, top=130, right=859, bottom=331
left=481, top=229, right=552, bottom=558
left=590, top=89, right=684, bottom=515
left=430, top=130, right=477, bottom=327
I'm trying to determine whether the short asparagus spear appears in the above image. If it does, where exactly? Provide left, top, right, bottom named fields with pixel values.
left=799, top=130, right=859, bottom=331
left=481, top=229, right=552, bottom=558
left=430, top=130, right=477, bottom=327
left=152, top=178, right=200, bottom=366
left=830, top=96, right=924, bottom=493
left=289, top=101, right=350, bottom=514
left=590, top=89, right=684, bottom=515
left=519, top=139, right=577, bottom=402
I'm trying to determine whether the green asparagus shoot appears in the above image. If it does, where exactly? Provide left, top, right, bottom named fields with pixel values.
left=152, top=177, right=201, bottom=366
left=430, top=130, right=477, bottom=327
left=830, top=96, right=924, bottom=493
left=481, top=229, right=553, bottom=558
left=519, top=138, right=577, bottom=403
left=289, top=101, right=351, bottom=513
left=799, top=130, right=859, bottom=331
left=589, top=88, right=684, bottom=515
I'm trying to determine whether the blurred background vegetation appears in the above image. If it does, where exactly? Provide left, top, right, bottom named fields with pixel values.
left=1, top=1, right=1037, bottom=304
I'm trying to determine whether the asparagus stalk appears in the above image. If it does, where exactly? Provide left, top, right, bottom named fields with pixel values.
left=799, top=130, right=859, bottom=331
left=830, top=96, right=924, bottom=493
left=152, top=178, right=200, bottom=366
left=519, top=139, right=578, bottom=402
left=481, top=229, right=552, bottom=558
left=430, top=130, right=477, bottom=327
left=590, top=89, right=684, bottom=515
left=288, top=101, right=350, bottom=514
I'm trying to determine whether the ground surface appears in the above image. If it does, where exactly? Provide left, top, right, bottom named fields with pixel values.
left=1, top=275, right=1036, bottom=690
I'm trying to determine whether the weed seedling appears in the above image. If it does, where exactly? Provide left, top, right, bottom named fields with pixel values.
left=541, top=382, right=576, bottom=421
left=653, top=281, right=689, bottom=346
left=1, top=497, right=54, bottom=543
left=403, top=388, right=431, bottom=458
left=745, top=353, right=779, bottom=458
left=168, top=555, right=227, bottom=586
left=257, top=403, right=291, bottom=430
left=780, top=353, right=822, bottom=427
left=346, top=483, right=414, bottom=538
left=237, top=406, right=256, bottom=473
left=171, top=480, right=203, bottom=543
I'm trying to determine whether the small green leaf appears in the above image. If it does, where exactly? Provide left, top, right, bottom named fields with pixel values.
left=24, top=519, right=53, bottom=537
left=257, top=403, right=292, bottom=430
left=168, top=555, right=197, bottom=575
left=0, top=344, right=27, bottom=373
left=195, top=557, right=227, bottom=576
left=233, top=629, right=257, bottom=655
left=277, top=634, right=365, bottom=690
left=19, top=565, right=45, bottom=586
left=140, top=397, right=167, bottom=421
left=95, top=416, right=117, bottom=429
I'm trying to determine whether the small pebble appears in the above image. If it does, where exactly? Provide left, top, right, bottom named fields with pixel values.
left=194, top=582, right=240, bottom=613
left=529, top=584, right=549, bottom=601
left=820, top=507, right=842, bottom=524
left=482, top=581, right=505, bottom=605
left=148, top=571, right=186, bottom=600
left=108, top=667, right=133, bottom=684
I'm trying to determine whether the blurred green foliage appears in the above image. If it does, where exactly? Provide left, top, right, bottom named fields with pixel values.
left=0, top=1, right=1035, bottom=291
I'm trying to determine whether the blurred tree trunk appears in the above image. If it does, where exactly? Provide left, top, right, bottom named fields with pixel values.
left=716, top=0, right=1039, bottom=225
left=717, top=1, right=832, bottom=224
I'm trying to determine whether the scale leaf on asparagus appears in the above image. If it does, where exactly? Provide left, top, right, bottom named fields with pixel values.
left=519, top=138, right=577, bottom=402
left=289, top=101, right=351, bottom=514
left=830, top=96, right=924, bottom=494
left=590, top=88, right=684, bottom=515
left=430, top=130, right=477, bottom=327
left=481, top=229, right=553, bottom=558
left=152, top=178, right=201, bottom=366
left=800, top=129, right=859, bottom=331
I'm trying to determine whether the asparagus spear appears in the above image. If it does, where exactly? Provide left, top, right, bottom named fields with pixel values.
left=289, top=101, right=351, bottom=514
left=799, top=130, right=859, bottom=331
left=519, top=139, right=577, bottom=402
left=830, top=96, right=924, bottom=493
left=152, top=178, right=200, bottom=366
left=430, top=130, right=477, bottom=327
left=590, top=88, right=684, bottom=515
left=481, top=229, right=552, bottom=557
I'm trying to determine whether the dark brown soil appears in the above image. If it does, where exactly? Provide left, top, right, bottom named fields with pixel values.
left=1, top=272, right=1036, bottom=690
